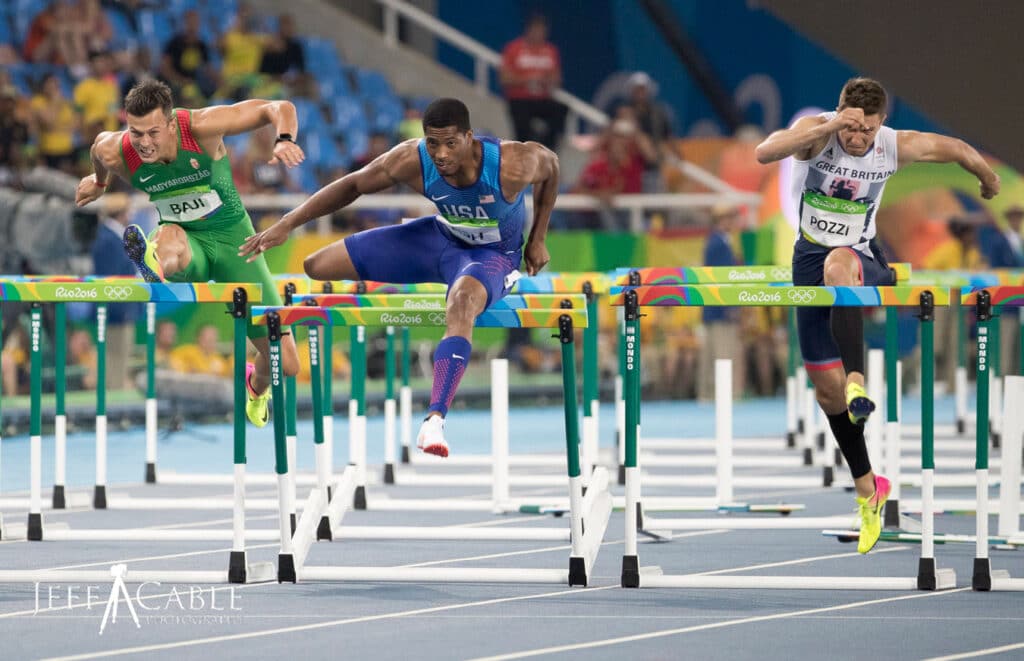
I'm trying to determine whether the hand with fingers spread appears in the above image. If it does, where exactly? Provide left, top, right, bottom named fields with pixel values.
left=239, top=217, right=293, bottom=262
left=270, top=139, right=305, bottom=168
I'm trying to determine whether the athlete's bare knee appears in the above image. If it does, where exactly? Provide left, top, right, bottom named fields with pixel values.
left=823, top=251, right=859, bottom=286
left=303, top=253, right=327, bottom=280
left=281, top=337, right=300, bottom=377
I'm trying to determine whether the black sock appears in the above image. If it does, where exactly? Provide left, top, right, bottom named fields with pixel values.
left=830, top=308, right=865, bottom=375
left=826, top=411, right=872, bottom=478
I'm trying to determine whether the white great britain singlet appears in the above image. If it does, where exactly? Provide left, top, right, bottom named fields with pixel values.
left=791, top=112, right=898, bottom=254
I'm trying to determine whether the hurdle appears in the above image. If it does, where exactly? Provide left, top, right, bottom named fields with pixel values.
left=0, top=280, right=277, bottom=584
left=615, top=283, right=957, bottom=590
left=252, top=299, right=611, bottom=586
left=967, top=287, right=1024, bottom=591
left=290, top=292, right=597, bottom=510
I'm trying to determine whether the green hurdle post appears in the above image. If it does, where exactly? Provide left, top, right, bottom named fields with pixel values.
left=787, top=308, right=799, bottom=447
left=94, top=304, right=108, bottom=509
left=350, top=325, right=367, bottom=509
left=52, top=302, right=67, bottom=508
left=972, top=290, right=993, bottom=591
left=991, top=305, right=1002, bottom=448
left=267, top=311, right=296, bottom=583
left=917, top=291, right=941, bottom=590
left=621, top=289, right=640, bottom=587
left=558, top=300, right=587, bottom=586
left=144, top=302, right=157, bottom=483
left=307, top=323, right=333, bottom=541
left=320, top=281, right=335, bottom=497
left=883, top=307, right=901, bottom=527
left=383, top=325, right=396, bottom=483
left=27, top=304, right=43, bottom=540
left=582, top=282, right=599, bottom=479
left=283, top=282, right=299, bottom=534
left=229, top=288, right=250, bottom=583
left=401, top=326, right=412, bottom=463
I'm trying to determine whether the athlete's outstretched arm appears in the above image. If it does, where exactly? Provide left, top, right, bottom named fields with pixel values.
left=238, top=141, right=422, bottom=261
left=897, top=131, right=1000, bottom=199
left=523, top=142, right=559, bottom=275
left=191, top=100, right=304, bottom=167
left=76, top=131, right=123, bottom=207
left=755, top=111, right=864, bottom=164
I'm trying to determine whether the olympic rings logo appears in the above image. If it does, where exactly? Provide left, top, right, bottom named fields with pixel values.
left=103, top=285, right=134, bottom=301
left=771, top=267, right=792, bottom=281
left=427, top=312, right=446, bottom=325
left=787, top=289, right=816, bottom=304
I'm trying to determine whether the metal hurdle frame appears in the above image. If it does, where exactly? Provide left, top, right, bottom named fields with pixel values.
left=968, top=287, right=1024, bottom=591
left=615, top=283, right=957, bottom=591
left=0, top=281, right=276, bottom=585
left=253, top=299, right=612, bottom=586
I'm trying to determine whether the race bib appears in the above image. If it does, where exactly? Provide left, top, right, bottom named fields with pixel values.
left=153, top=190, right=223, bottom=223
left=799, top=192, right=868, bottom=247
left=435, top=214, right=502, bottom=245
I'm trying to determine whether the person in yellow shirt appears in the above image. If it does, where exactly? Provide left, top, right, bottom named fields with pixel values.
left=218, top=4, right=267, bottom=98
left=31, top=73, right=79, bottom=171
left=168, top=324, right=232, bottom=378
left=74, top=50, right=120, bottom=141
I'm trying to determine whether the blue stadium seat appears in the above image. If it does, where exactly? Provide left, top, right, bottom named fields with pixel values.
left=137, top=10, right=176, bottom=51
left=330, top=96, right=368, bottom=137
left=223, top=133, right=249, bottom=156
left=304, top=132, right=347, bottom=173
left=292, top=98, right=327, bottom=134
left=365, top=95, right=404, bottom=135
left=0, top=13, right=12, bottom=47
left=344, top=128, right=370, bottom=163
left=104, top=9, right=138, bottom=53
left=288, top=161, right=321, bottom=194
left=352, top=68, right=393, bottom=100
left=13, top=0, right=48, bottom=45
left=301, top=37, right=343, bottom=79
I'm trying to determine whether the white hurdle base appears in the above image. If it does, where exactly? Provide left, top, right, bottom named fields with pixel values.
left=0, top=564, right=276, bottom=584
left=638, top=570, right=956, bottom=590
left=300, top=566, right=572, bottom=584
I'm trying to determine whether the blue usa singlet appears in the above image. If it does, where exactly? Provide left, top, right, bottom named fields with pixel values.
left=418, top=136, right=526, bottom=253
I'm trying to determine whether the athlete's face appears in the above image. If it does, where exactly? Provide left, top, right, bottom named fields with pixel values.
left=424, top=126, right=473, bottom=177
left=837, top=111, right=884, bottom=157
left=126, top=109, right=177, bottom=164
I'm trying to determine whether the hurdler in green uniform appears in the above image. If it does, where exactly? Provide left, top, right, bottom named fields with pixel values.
left=76, top=79, right=305, bottom=426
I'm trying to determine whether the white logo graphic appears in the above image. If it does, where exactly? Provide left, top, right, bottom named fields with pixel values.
left=787, top=289, right=816, bottom=304
left=737, top=290, right=782, bottom=304
left=452, top=354, right=465, bottom=360
left=103, top=285, right=134, bottom=301
left=460, top=261, right=482, bottom=273
left=771, top=267, right=792, bottom=281
left=430, top=194, right=451, bottom=201
left=99, top=564, right=140, bottom=634
left=427, top=312, right=446, bottom=325
left=380, top=312, right=423, bottom=325
left=54, top=285, right=98, bottom=300
left=402, top=299, right=443, bottom=310
left=140, top=174, right=156, bottom=182
left=727, top=269, right=766, bottom=281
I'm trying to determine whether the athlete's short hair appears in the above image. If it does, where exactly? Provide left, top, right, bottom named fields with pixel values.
left=422, top=98, right=471, bottom=133
left=124, top=80, right=174, bottom=118
left=838, top=77, right=887, bottom=115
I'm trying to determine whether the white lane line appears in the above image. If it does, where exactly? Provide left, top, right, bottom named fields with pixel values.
left=469, top=589, right=970, bottom=661
left=924, top=641, right=1024, bottom=660
left=403, top=530, right=728, bottom=568
left=40, top=585, right=621, bottom=661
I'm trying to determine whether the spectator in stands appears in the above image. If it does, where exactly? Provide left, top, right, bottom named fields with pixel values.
left=154, top=319, right=178, bottom=368
left=499, top=13, right=566, bottom=150
left=168, top=324, right=232, bottom=378
left=31, top=73, right=79, bottom=173
left=572, top=108, right=657, bottom=230
left=0, top=86, right=32, bottom=185
left=74, top=50, right=120, bottom=142
left=234, top=125, right=298, bottom=194
left=259, top=14, right=305, bottom=80
left=219, top=2, right=268, bottom=100
left=76, top=0, right=114, bottom=57
left=161, top=10, right=216, bottom=100
left=987, top=204, right=1024, bottom=268
left=92, top=192, right=143, bottom=389
left=697, top=204, right=744, bottom=400
left=23, top=1, right=88, bottom=76
left=398, top=104, right=425, bottom=141
left=350, top=132, right=402, bottom=229
left=623, top=72, right=676, bottom=192
left=67, top=328, right=98, bottom=391
left=1, top=322, right=30, bottom=396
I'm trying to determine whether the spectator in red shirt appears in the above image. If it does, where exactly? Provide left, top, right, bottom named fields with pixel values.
left=499, top=13, right=567, bottom=150
left=573, top=108, right=657, bottom=230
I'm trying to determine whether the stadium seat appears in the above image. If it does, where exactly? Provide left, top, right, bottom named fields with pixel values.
left=330, top=96, right=369, bottom=137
